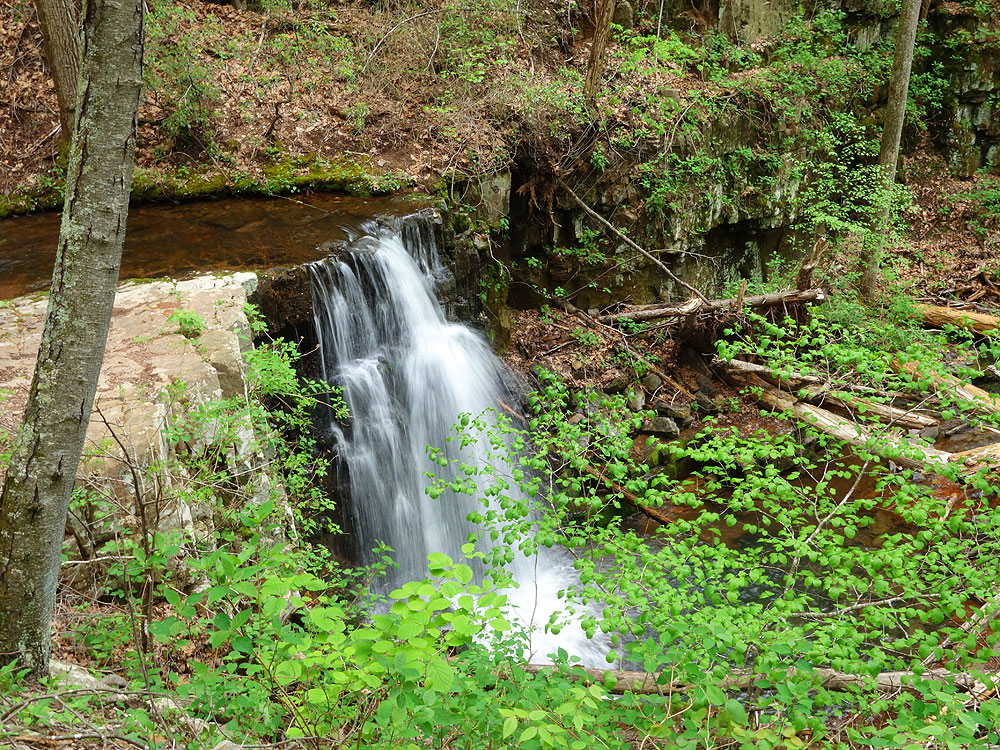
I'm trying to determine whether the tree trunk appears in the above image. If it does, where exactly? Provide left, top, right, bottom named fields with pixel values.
left=584, top=0, right=617, bottom=103
left=857, top=0, right=921, bottom=299
left=33, top=0, right=81, bottom=145
left=0, top=0, right=143, bottom=680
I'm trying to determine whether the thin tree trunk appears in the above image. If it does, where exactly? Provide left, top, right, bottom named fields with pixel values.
left=0, top=0, right=143, bottom=679
left=584, top=0, right=617, bottom=102
left=33, top=0, right=81, bottom=145
left=857, top=0, right=921, bottom=299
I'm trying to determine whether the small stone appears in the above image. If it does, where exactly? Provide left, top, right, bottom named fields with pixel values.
left=919, top=424, right=940, bottom=441
left=657, top=402, right=691, bottom=423
left=642, top=373, right=663, bottom=393
left=628, top=389, right=646, bottom=412
left=696, top=375, right=718, bottom=398
left=694, top=391, right=719, bottom=414
left=604, top=371, right=628, bottom=393
left=644, top=416, right=679, bottom=438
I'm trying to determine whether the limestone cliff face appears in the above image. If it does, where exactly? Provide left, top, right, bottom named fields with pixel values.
left=474, top=0, right=999, bottom=317
left=926, top=3, right=1000, bottom=176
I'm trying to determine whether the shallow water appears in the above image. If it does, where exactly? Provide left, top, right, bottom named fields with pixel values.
left=0, top=193, right=427, bottom=299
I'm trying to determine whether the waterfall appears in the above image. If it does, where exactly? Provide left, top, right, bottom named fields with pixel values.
left=308, top=215, right=606, bottom=667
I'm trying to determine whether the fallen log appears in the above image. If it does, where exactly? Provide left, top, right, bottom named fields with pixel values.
left=795, top=385, right=938, bottom=431
left=730, top=372, right=952, bottom=471
left=728, top=370, right=1000, bottom=478
left=712, top=356, right=929, bottom=407
left=522, top=663, right=991, bottom=696
left=711, top=356, right=825, bottom=387
left=916, top=304, right=999, bottom=335
left=892, top=359, right=1000, bottom=416
left=597, top=288, right=827, bottom=325
left=583, top=465, right=674, bottom=525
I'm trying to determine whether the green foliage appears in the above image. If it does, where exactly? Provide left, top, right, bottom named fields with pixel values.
left=430, top=0, right=522, bottom=85
left=423, top=292, right=1000, bottom=747
left=145, top=1, right=222, bottom=143
left=167, top=307, right=207, bottom=338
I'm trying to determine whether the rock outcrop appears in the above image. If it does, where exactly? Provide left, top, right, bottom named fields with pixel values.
left=0, top=273, right=262, bottom=582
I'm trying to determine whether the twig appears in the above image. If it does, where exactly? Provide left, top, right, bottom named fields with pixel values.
left=362, top=10, right=445, bottom=75
left=555, top=177, right=709, bottom=303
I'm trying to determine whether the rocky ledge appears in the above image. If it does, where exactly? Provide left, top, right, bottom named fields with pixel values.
left=0, top=273, right=261, bottom=569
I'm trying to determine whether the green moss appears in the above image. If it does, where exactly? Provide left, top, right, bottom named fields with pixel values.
left=0, top=187, right=64, bottom=219
left=3, top=154, right=409, bottom=219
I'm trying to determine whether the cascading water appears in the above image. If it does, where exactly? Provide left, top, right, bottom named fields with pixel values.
left=308, top=214, right=606, bottom=667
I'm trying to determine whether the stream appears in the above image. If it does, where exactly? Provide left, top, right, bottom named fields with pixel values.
left=0, top=194, right=427, bottom=299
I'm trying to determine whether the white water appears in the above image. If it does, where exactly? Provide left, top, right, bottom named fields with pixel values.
left=308, top=216, right=606, bottom=667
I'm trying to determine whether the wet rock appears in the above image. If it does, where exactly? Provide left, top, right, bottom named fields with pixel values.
left=696, top=375, right=718, bottom=398
left=658, top=401, right=693, bottom=425
left=644, top=416, right=680, bottom=438
left=633, top=436, right=662, bottom=467
left=468, top=171, right=512, bottom=226
left=253, top=264, right=312, bottom=331
left=628, top=389, right=646, bottom=412
left=613, top=0, right=634, bottom=30
left=694, top=391, right=720, bottom=414
left=604, top=370, right=629, bottom=393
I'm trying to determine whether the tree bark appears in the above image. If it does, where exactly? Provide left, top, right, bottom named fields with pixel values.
left=0, top=0, right=143, bottom=679
left=596, top=289, right=826, bottom=325
left=523, top=664, right=991, bottom=696
left=857, top=0, right=921, bottom=299
left=584, top=0, right=617, bottom=103
left=915, top=304, right=999, bottom=335
left=33, top=0, right=81, bottom=145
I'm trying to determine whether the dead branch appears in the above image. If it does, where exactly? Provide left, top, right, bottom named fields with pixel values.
left=794, top=385, right=938, bottom=430
left=796, top=224, right=828, bottom=290
left=597, top=288, right=827, bottom=325
left=583, top=465, right=673, bottom=525
left=725, top=371, right=952, bottom=472
left=892, top=359, right=1000, bottom=416
left=555, top=177, right=709, bottom=303
left=523, top=663, right=993, bottom=696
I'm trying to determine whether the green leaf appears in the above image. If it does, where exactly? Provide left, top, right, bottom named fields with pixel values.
left=503, top=716, right=518, bottom=739
left=396, top=619, right=424, bottom=641
left=705, top=684, right=726, bottom=705
left=724, top=698, right=748, bottom=725
left=425, top=658, right=454, bottom=692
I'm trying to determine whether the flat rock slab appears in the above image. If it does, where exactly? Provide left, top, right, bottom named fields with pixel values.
left=0, top=273, right=257, bottom=482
